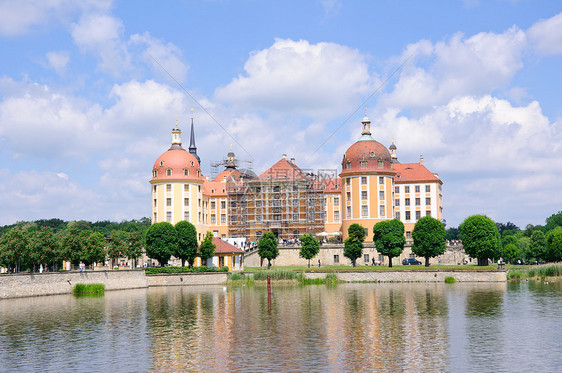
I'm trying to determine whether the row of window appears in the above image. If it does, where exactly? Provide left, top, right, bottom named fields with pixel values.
left=396, top=197, right=431, bottom=206
left=346, top=176, right=386, bottom=185
left=395, top=185, right=431, bottom=193
left=395, top=210, right=431, bottom=220
left=153, top=168, right=201, bottom=178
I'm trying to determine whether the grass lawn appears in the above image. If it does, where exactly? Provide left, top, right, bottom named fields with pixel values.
left=245, top=264, right=500, bottom=272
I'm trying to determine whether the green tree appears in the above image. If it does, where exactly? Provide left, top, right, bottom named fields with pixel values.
left=412, top=216, right=446, bottom=267
left=175, top=221, right=198, bottom=267
left=545, top=227, right=562, bottom=262
left=125, top=231, right=144, bottom=268
left=503, top=243, right=520, bottom=264
left=199, top=231, right=216, bottom=266
left=61, top=227, right=83, bottom=266
left=145, top=222, right=178, bottom=267
left=258, top=232, right=279, bottom=269
left=344, top=223, right=366, bottom=267
left=28, top=227, right=61, bottom=271
left=372, top=219, right=405, bottom=268
left=82, top=231, right=106, bottom=266
left=445, top=227, right=460, bottom=241
left=107, top=230, right=128, bottom=268
left=0, top=229, right=28, bottom=272
left=299, top=233, right=320, bottom=268
left=545, top=211, right=562, bottom=231
left=528, top=230, right=547, bottom=262
left=459, top=215, right=501, bottom=266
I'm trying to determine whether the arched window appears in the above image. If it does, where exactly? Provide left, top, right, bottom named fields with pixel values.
left=184, top=168, right=189, bottom=176
left=166, top=168, right=172, bottom=176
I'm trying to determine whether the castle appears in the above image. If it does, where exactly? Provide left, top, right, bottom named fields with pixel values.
left=150, top=114, right=443, bottom=245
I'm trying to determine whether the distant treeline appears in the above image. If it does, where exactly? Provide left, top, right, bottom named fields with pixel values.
left=0, top=218, right=151, bottom=237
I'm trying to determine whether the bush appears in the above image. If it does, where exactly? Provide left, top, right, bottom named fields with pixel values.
left=444, top=276, right=456, bottom=284
left=144, top=266, right=228, bottom=275
left=253, top=269, right=299, bottom=281
left=73, top=283, right=105, bottom=294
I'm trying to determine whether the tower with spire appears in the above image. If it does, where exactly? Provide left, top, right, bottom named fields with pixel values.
left=188, top=109, right=201, bottom=163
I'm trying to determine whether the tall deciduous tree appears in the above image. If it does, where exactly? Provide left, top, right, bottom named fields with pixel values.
left=145, top=222, right=178, bottom=267
left=258, top=232, right=279, bottom=269
left=175, top=221, right=198, bottom=267
left=199, top=231, right=216, bottom=266
left=372, top=219, right=405, bottom=268
left=0, top=229, right=28, bottom=272
left=545, top=227, right=562, bottom=263
left=81, top=231, right=106, bottom=266
left=107, top=231, right=128, bottom=268
left=344, top=223, right=366, bottom=267
left=299, top=234, right=320, bottom=268
left=459, top=215, right=501, bottom=266
left=61, top=227, right=83, bottom=266
left=125, top=231, right=144, bottom=269
left=503, top=244, right=520, bottom=264
left=412, top=216, right=446, bottom=267
left=528, top=230, right=547, bottom=262
left=28, top=227, right=61, bottom=270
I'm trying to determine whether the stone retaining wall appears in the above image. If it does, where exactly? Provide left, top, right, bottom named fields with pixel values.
left=303, top=270, right=506, bottom=282
left=146, top=272, right=227, bottom=286
left=0, top=270, right=148, bottom=299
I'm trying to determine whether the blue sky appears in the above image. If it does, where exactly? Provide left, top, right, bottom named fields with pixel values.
left=0, top=0, right=561, bottom=228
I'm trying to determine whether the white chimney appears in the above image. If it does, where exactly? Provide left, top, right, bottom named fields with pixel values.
left=419, top=155, right=424, bottom=165
left=290, top=157, right=295, bottom=164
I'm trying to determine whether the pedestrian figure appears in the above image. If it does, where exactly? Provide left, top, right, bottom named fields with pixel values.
left=372, top=257, right=376, bottom=266
left=318, top=259, right=321, bottom=268
left=438, top=257, right=441, bottom=265
left=39, top=264, right=43, bottom=273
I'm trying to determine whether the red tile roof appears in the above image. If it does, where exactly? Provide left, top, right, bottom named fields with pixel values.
left=203, top=181, right=229, bottom=196
left=394, top=163, right=441, bottom=183
left=258, top=157, right=307, bottom=181
left=212, top=238, right=245, bottom=254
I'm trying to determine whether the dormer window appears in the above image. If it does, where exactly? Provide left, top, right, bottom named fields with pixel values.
left=153, top=170, right=158, bottom=177
left=197, top=170, right=201, bottom=177
left=370, top=151, right=375, bottom=157
left=360, top=161, right=367, bottom=169
left=346, top=161, right=351, bottom=169
left=166, top=168, right=172, bottom=176
left=160, top=161, right=164, bottom=167
left=183, top=168, right=189, bottom=176
left=212, top=189, right=215, bottom=194
left=190, top=161, right=194, bottom=167
left=378, top=161, right=384, bottom=168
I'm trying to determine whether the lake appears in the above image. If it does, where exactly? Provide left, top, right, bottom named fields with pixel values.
left=0, top=281, right=561, bottom=372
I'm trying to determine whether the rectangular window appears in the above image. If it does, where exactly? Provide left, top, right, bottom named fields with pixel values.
left=405, top=211, right=411, bottom=220
left=166, top=184, right=171, bottom=192
left=380, top=205, right=385, bottom=216
left=415, top=185, right=420, bottom=193
left=198, top=185, right=201, bottom=192
left=395, top=186, right=399, bottom=193
left=379, top=191, right=384, bottom=200
left=416, top=210, right=421, bottom=220
left=256, top=214, right=262, bottom=222
left=362, top=191, right=368, bottom=200
left=231, top=215, right=236, bottom=223
left=426, top=197, right=431, bottom=205
left=210, top=201, right=215, bottom=209
left=153, top=199, right=157, bottom=207
left=361, top=161, right=367, bottom=168
left=347, top=192, right=351, bottom=200
left=221, top=201, right=226, bottom=209
left=198, top=199, right=201, bottom=207
left=294, top=213, right=299, bottom=221
left=166, top=198, right=172, bottom=207
left=184, top=211, right=189, bottom=221
left=425, top=185, right=431, bottom=193
left=256, top=187, right=261, bottom=193
left=405, top=186, right=410, bottom=193
left=364, top=254, right=369, bottom=263
left=274, top=214, right=281, bottom=221
left=347, top=206, right=351, bottom=218
left=378, top=161, right=384, bottom=168
left=334, top=254, right=339, bottom=264
left=415, top=198, right=420, bottom=206
left=153, top=185, right=157, bottom=193
left=405, top=198, right=410, bottom=206
left=334, top=197, right=339, bottom=205
left=346, top=178, right=350, bottom=185
left=274, top=186, right=280, bottom=192
left=334, top=210, right=340, bottom=221
left=362, top=205, right=368, bottom=216
left=184, top=184, right=189, bottom=192
left=322, top=211, right=327, bottom=220
left=426, top=210, right=431, bottom=217
left=183, top=198, right=189, bottom=207
left=361, top=176, right=367, bottom=184
left=211, top=214, right=216, bottom=224
left=395, top=211, right=400, bottom=220
left=231, top=201, right=236, bottom=208
left=406, top=231, right=412, bottom=239
left=256, top=200, right=262, bottom=207
left=221, top=214, right=226, bottom=224
left=166, top=211, right=172, bottom=222
left=379, top=176, right=384, bottom=184
left=395, top=199, right=400, bottom=206
left=293, top=199, right=299, bottom=206
left=153, top=212, right=157, bottom=221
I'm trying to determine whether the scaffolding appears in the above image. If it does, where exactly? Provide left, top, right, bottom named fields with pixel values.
left=226, top=165, right=330, bottom=243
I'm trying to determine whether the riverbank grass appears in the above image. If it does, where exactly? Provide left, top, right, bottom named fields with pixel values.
left=507, top=264, right=562, bottom=280
left=73, top=283, right=105, bottom=295
left=444, top=276, right=456, bottom=284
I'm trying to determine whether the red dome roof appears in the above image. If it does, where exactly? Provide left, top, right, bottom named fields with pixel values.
left=151, top=149, right=203, bottom=182
left=340, top=139, right=394, bottom=176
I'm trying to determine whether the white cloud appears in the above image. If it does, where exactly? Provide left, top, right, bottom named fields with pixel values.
left=527, top=12, right=562, bottom=55
left=0, top=0, right=111, bottom=36
left=130, top=32, right=189, bottom=84
left=215, top=39, right=375, bottom=119
left=71, top=13, right=130, bottom=76
left=46, top=51, right=70, bottom=75
left=384, top=27, right=526, bottom=108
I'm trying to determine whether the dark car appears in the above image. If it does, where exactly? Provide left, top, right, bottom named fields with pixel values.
left=402, top=258, right=422, bottom=265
